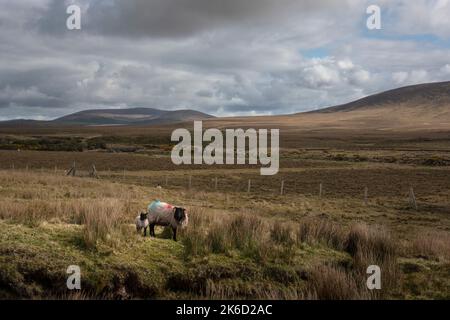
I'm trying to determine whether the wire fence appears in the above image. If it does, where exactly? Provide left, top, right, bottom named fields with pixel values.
left=1, top=162, right=430, bottom=211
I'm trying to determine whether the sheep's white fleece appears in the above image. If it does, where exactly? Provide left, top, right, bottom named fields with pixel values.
left=135, top=215, right=149, bottom=230
left=147, top=200, right=188, bottom=228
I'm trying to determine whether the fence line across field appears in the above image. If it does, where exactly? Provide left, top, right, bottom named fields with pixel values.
left=2, top=164, right=422, bottom=210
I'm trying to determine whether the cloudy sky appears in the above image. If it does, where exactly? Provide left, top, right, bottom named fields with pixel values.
left=0, top=0, right=450, bottom=120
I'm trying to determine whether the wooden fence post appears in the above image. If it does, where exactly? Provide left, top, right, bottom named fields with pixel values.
left=364, top=186, right=368, bottom=206
left=319, top=182, right=323, bottom=213
left=214, top=177, right=218, bottom=190
left=409, top=186, right=418, bottom=210
left=89, top=164, right=99, bottom=179
left=188, top=176, right=192, bottom=189
left=280, top=180, right=285, bottom=195
left=66, top=161, right=76, bottom=176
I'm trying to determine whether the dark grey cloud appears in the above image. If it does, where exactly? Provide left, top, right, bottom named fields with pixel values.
left=37, top=0, right=343, bottom=38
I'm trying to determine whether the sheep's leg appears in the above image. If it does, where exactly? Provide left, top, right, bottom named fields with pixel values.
left=143, top=226, right=147, bottom=237
left=150, top=224, right=155, bottom=237
left=172, top=227, right=177, bottom=241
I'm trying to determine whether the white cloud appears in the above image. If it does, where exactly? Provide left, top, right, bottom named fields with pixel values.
left=338, top=60, right=355, bottom=70
left=441, top=64, right=450, bottom=75
left=304, top=62, right=340, bottom=87
left=388, top=0, right=450, bottom=39
left=409, top=70, right=429, bottom=83
left=391, top=69, right=431, bottom=86
left=352, top=69, right=371, bottom=84
left=392, top=71, right=409, bottom=85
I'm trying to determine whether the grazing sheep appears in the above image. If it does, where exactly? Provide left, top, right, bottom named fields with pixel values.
left=135, top=211, right=149, bottom=236
left=147, top=200, right=188, bottom=241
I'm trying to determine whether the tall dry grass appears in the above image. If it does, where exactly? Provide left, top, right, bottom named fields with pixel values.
left=409, top=231, right=450, bottom=260
left=182, top=208, right=398, bottom=264
left=182, top=209, right=267, bottom=260
left=345, top=224, right=397, bottom=267
left=181, top=208, right=403, bottom=299
left=205, top=279, right=307, bottom=300
left=0, top=197, right=132, bottom=224
left=303, top=264, right=370, bottom=300
left=79, top=198, right=125, bottom=248
left=0, top=198, right=128, bottom=248
left=182, top=208, right=277, bottom=262
left=0, top=171, right=144, bottom=248
left=344, top=224, right=399, bottom=294
left=296, top=218, right=347, bottom=250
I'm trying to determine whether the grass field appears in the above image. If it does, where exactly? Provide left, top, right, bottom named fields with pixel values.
left=0, top=137, right=449, bottom=299
left=0, top=120, right=449, bottom=299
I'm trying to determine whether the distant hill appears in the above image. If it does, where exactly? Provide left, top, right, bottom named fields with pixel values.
left=1, top=82, right=449, bottom=133
left=53, top=107, right=214, bottom=125
left=0, top=107, right=214, bottom=127
left=203, top=81, right=450, bottom=132
left=309, top=81, right=450, bottom=114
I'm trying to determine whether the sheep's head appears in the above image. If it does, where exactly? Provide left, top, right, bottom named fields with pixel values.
left=140, top=212, right=148, bottom=221
left=174, top=207, right=187, bottom=225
